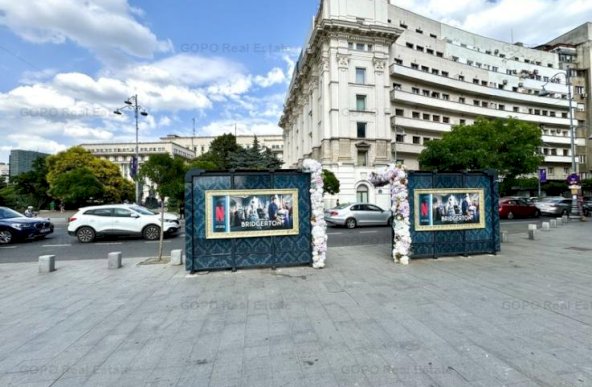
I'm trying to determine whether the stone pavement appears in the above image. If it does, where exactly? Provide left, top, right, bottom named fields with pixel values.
left=0, top=221, right=591, bottom=386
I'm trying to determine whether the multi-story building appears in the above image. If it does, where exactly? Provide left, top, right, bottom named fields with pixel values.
left=160, top=134, right=284, bottom=161
left=80, top=140, right=195, bottom=201
left=8, top=150, right=49, bottom=178
left=280, top=0, right=590, bottom=207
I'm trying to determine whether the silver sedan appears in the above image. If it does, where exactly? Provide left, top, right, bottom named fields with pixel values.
left=324, top=203, right=392, bottom=229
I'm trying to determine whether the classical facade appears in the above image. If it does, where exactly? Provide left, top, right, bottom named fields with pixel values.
left=160, top=134, right=284, bottom=161
left=280, top=0, right=591, bottom=207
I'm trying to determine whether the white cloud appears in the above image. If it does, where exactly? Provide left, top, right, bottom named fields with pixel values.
left=0, top=0, right=171, bottom=64
left=254, top=67, right=286, bottom=87
left=390, top=0, right=592, bottom=45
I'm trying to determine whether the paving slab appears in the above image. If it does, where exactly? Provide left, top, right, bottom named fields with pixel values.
left=0, top=221, right=591, bottom=386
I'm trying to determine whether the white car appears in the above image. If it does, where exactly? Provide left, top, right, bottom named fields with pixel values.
left=68, top=204, right=180, bottom=243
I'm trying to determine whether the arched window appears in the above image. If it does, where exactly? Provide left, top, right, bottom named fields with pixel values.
left=356, top=184, right=369, bottom=203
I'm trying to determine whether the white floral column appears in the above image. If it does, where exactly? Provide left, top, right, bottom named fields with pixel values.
left=369, top=164, right=411, bottom=265
left=303, top=159, right=327, bottom=268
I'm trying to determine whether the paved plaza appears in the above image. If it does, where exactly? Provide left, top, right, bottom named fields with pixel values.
left=0, top=220, right=591, bottom=386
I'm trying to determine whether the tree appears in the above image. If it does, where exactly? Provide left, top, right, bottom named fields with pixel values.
left=227, top=136, right=284, bottom=170
left=49, top=168, right=105, bottom=204
left=205, top=133, right=242, bottom=169
left=322, top=169, right=340, bottom=195
left=46, top=147, right=134, bottom=207
left=12, top=157, right=51, bottom=210
left=418, top=117, right=544, bottom=195
left=138, top=154, right=186, bottom=261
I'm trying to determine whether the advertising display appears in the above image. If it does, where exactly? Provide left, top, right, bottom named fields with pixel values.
left=205, top=189, right=299, bottom=239
left=414, top=188, right=485, bottom=231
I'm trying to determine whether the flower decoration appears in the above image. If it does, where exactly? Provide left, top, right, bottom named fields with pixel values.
left=303, top=159, right=327, bottom=268
left=369, top=164, right=411, bottom=265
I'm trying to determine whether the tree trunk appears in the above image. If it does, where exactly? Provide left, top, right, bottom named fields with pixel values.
left=158, top=197, right=165, bottom=261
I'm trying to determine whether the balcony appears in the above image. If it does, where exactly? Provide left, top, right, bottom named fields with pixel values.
left=391, top=142, right=423, bottom=154
left=390, top=64, right=570, bottom=109
left=542, top=135, right=586, bottom=146
left=543, top=155, right=573, bottom=163
left=391, top=90, right=572, bottom=127
left=391, top=116, right=451, bottom=133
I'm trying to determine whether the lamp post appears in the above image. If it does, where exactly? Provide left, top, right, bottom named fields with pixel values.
left=539, top=67, right=580, bottom=218
left=114, top=95, right=149, bottom=204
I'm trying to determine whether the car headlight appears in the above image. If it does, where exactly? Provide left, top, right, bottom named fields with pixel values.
left=11, top=223, right=28, bottom=230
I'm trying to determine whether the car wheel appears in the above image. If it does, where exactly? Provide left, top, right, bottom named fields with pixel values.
left=76, top=227, right=95, bottom=243
left=0, top=230, right=14, bottom=245
left=345, top=218, right=357, bottom=229
left=507, top=211, right=514, bottom=220
left=143, top=225, right=160, bottom=240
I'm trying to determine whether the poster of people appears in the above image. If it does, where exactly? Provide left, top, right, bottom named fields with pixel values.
left=415, top=189, right=485, bottom=231
left=205, top=189, right=299, bottom=239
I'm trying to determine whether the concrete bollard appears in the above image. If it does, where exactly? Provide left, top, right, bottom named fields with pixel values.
left=557, top=217, right=563, bottom=225
left=108, top=252, right=122, bottom=269
left=550, top=219, right=557, bottom=228
left=528, top=229, right=536, bottom=240
left=562, top=215, right=568, bottom=224
left=528, top=224, right=537, bottom=231
left=542, top=222, right=550, bottom=231
left=39, top=255, right=56, bottom=273
left=501, top=231, right=510, bottom=243
left=170, top=249, right=183, bottom=265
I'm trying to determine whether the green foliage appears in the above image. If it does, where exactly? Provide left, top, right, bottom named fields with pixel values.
left=0, top=184, right=24, bottom=209
left=46, top=146, right=133, bottom=206
left=419, top=118, right=544, bottom=181
left=188, top=158, right=219, bottom=171
left=50, top=168, right=105, bottom=204
left=138, top=154, right=186, bottom=201
left=321, top=169, right=340, bottom=195
left=204, top=133, right=242, bottom=169
left=12, top=157, right=51, bottom=209
left=227, top=136, right=284, bottom=170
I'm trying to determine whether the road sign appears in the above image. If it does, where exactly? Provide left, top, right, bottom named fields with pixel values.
left=566, top=173, right=580, bottom=186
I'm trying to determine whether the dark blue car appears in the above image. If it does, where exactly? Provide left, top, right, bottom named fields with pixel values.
left=0, top=206, right=54, bottom=244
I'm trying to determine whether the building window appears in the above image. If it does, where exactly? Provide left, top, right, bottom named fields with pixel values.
left=395, top=108, right=404, bottom=116
left=357, top=122, right=366, bottom=138
left=513, top=106, right=519, bottom=112
left=356, top=43, right=364, bottom=51
left=416, top=46, right=424, bottom=52
left=427, top=49, right=434, bottom=55
left=473, top=78, right=479, bottom=84
left=498, top=104, right=505, bottom=110
left=396, top=134, right=405, bottom=142
left=459, top=97, right=465, bottom=103
left=357, top=151, right=368, bottom=167
left=356, top=184, right=369, bottom=202
left=436, top=52, right=443, bottom=57
left=432, top=115, right=440, bottom=122
left=421, top=66, right=429, bottom=72
left=412, top=136, right=421, bottom=144
left=474, top=100, right=480, bottom=106
left=431, top=92, right=440, bottom=98
left=422, top=113, right=430, bottom=120
left=395, top=58, right=403, bottom=65
left=481, top=101, right=488, bottom=108
left=356, top=95, right=366, bottom=111
left=356, top=68, right=366, bottom=84
left=412, top=111, right=420, bottom=119
left=443, top=116, right=450, bottom=123
left=411, top=63, right=419, bottom=69
left=393, top=83, right=402, bottom=90
left=415, top=28, right=423, bottom=34
left=458, top=75, right=465, bottom=81
left=412, top=87, right=420, bottom=94
left=431, top=68, right=439, bottom=75
left=400, top=22, right=408, bottom=29
left=549, top=167, right=554, bottom=174
left=460, top=119, right=466, bottom=124
left=430, top=33, right=437, bottom=39
left=442, top=94, right=449, bottom=100
left=442, top=71, right=448, bottom=77
left=406, top=42, right=414, bottom=49
left=422, top=89, right=430, bottom=96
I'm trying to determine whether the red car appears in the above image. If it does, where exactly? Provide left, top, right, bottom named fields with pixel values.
left=498, top=198, right=540, bottom=219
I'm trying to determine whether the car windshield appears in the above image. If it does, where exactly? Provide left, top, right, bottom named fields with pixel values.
left=128, top=205, right=156, bottom=215
left=0, top=207, right=24, bottom=219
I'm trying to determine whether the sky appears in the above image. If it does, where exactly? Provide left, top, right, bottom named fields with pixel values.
left=0, top=0, right=591, bottom=163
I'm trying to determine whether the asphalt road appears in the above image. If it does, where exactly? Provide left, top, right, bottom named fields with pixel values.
left=0, top=217, right=560, bottom=264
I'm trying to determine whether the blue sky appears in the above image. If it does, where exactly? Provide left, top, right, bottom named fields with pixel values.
left=1, top=0, right=591, bottom=163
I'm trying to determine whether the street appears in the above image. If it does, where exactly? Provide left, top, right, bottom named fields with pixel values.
left=0, top=217, right=559, bottom=264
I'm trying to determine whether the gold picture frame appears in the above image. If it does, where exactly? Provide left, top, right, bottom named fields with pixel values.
left=205, top=189, right=299, bottom=239
left=414, top=188, right=485, bottom=231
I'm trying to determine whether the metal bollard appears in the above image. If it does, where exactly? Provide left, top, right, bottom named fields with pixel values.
left=108, top=252, right=122, bottom=269
left=501, top=231, right=510, bottom=243
left=542, top=222, right=550, bottom=231
left=528, top=229, right=536, bottom=240
left=39, top=255, right=56, bottom=273
left=550, top=219, right=557, bottom=228
left=170, top=249, right=183, bottom=265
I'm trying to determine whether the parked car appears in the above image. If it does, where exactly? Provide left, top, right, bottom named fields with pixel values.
left=498, top=197, right=540, bottom=219
left=0, top=206, right=54, bottom=245
left=67, top=204, right=180, bottom=243
left=535, top=197, right=572, bottom=216
left=583, top=200, right=592, bottom=217
left=324, top=203, right=392, bottom=229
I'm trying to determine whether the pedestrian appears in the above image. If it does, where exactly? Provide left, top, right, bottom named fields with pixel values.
left=24, top=206, right=34, bottom=217
left=59, top=202, right=65, bottom=213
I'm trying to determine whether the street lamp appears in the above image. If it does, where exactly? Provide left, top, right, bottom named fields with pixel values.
left=539, top=68, right=581, bottom=218
left=114, top=95, right=149, bottom=204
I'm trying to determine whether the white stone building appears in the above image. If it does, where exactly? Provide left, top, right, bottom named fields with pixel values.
left=160, top=134, right=284, bottom=161
left=80, top=140, right=195, bottom=201
left=280, top=0, right=591, bottom=208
